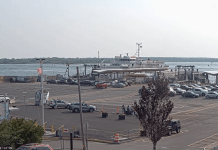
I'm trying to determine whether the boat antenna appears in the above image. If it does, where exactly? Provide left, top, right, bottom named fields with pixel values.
left=136, top=43, right=142, bottom=58
left=126, top=53, right=129, bottom=56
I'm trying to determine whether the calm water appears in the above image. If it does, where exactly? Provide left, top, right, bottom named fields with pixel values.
left=0, top=62, right=217, bottom=81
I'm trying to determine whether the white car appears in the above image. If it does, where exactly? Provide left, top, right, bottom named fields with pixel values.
left=206, top=91, right=218, bottom=99
left=192, top=88, right=208, bottom=96
left=0, top=94, right=10, bottom=103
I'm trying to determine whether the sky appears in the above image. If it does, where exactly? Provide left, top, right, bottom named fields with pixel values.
left=1, top=0, right=218, bottom=59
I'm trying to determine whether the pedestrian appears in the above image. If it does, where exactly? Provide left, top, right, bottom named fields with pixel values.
left=122, top=104, right=126, bottom=114
left=127, top=105, right=130, bottom=111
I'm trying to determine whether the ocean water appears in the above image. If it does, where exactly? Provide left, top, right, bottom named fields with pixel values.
left=0, top=62, right=217, bottom=82
left=0, top=64, right=93, bottom=77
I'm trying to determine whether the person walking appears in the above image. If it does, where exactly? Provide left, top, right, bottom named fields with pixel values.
left=122, top=104, right=126, bottom=114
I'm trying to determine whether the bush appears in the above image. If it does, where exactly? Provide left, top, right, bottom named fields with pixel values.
left=0, top=118, right=44, bottom=149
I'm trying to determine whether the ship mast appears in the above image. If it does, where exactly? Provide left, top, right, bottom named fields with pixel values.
left=136, top=43, right=142, bottom=58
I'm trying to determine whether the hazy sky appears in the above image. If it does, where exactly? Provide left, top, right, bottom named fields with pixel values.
left=1, top=0, right=218, bottom=58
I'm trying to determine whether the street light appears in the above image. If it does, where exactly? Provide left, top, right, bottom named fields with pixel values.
left=22, top=92, right=27, bottom=120
left=36, top=58, right=45, bottom=126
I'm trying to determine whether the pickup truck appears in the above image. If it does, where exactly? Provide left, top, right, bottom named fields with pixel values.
left=192, top=88, right=208, bottom=96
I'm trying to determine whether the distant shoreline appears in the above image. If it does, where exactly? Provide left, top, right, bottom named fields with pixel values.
left=0, top=57, right=218, bottom=64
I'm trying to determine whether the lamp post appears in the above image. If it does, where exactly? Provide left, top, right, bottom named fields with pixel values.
left=36, top=58, right=45, bottom=126
left=22, top=92, right=27, bottom=120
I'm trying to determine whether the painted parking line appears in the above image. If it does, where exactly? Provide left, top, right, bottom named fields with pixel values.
left=171, top=102, right=218, bottom=115
left=189, top=132, right=218, bottom=148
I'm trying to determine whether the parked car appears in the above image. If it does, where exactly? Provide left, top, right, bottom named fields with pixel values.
left=205, top=85, right=214, bottom=89
left=180, top=85, right=191, bottom=91
left=120, top=81, right=129, bottom=86
left=80, top=80, right=95, bottom=86
left=16, top=143, right=53, bottom=150
left=169, top=83, right=180, bottom=88
left=211, top=87, right=218, bottom=91
left=113, top=83, right=125, bottom=88
left=48, top=99, right=70, bottom=109
left=182, top=91, right=199, bottom=98
left=95, top=83, right=108, bottom=89
left=138, top=88, right=152, bottom=95
left=192, top=88, right=208, bottom=96
left=47, top=79, right=57, bottom=84
left=169, top=88, right=176, bottom=96
left=174, top=88, right=186, bottom=95
left=193, top=84, right=201, bottom=87
left=206, top=91, right=218, bottom=99
left=69, top=102, right=97, bottom=113
left=212, top=85, right=218, bottom=88
left=0, top=94, right=10, bottom=103
left=167, top=119, right=181, bottom=136
left=200, top=86, right=210, bottom=91
left=57, top=79, right=68, bottom=84
left=68, top=79, right=78, bottom=85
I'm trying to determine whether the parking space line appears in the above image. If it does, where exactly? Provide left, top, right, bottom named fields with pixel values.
left=188, top=132, right=218, bottom=148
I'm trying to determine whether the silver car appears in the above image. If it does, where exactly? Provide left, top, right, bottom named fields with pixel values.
left=48, top=99, right=70, bottom=109
left=69, top=102, right=97, bottom=113
left=206, top=91, right=218, bottom=99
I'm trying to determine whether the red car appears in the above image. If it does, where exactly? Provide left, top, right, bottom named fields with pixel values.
left=95, top=83, right=108, bottom=89
left=16, top=143, right=53, bottom=150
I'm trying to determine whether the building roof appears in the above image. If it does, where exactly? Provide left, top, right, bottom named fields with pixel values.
left=92, top=67, right=168, bottom=74
left=203, top=71, right=218, bottom=75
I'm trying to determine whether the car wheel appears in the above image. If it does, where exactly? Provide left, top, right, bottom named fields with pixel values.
left=168, top=130, right=172, bottom=136
left=193, top=96, right=195, bottom=98
left=89, top=108, right=94, bottom=112
left=52, top=106, right=54, bottom=109
left=74, top=108, right=79, bottom=113
left=66, top=105, right=69, bottom=109
left=206, top=95, right=209, bottom=98
left=216, top=96, right=218, bottom=99
left=176, top=128, right=180, bottom=133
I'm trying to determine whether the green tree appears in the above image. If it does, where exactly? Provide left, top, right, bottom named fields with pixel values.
left=0, top=118, right=44, bottom=149
left=133, top=75, right=174, bottom=150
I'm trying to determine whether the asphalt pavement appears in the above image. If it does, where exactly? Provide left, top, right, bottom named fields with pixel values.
left=2, top=82, right=218, bottom=150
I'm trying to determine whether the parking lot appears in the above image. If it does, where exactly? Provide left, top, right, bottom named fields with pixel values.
left=2, top=82, right=218, bottom=149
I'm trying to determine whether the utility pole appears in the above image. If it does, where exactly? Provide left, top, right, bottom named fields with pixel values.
left=98, top=51, right=99, bottom=67
left=136, top=43, right=142, bottom=58
left=36, top=58, right=45, bottom=126
left=76, top=67, right=86, bottom=150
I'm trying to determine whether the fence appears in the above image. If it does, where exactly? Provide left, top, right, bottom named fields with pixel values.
left=57, top=128, right=140, bottom=142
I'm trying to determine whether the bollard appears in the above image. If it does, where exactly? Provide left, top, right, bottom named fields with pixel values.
left=51, top=125, right=53, bottom=133
left=70, top=132, right=73, bottom=150
left=62, top=125, right=64, bottom=133
left=73, top=126, right=76, bottom=131
left=44, top=123, right=45, bottom=131
left=117, top=107, right=119, bottom=114
left=36, top=122, right=37, bottom=127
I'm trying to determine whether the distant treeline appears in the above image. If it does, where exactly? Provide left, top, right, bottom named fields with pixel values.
left=0, top=57, right=218, bottom=64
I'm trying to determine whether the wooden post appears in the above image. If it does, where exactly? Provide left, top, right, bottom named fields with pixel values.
left=77, top=67, right=86, bottom=150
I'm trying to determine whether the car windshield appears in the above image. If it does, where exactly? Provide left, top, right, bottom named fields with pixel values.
left=16, top=146, right=30, bottom=150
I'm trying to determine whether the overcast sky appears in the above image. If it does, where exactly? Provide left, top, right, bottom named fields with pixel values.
left=1, top=0, right=218, bottom=59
